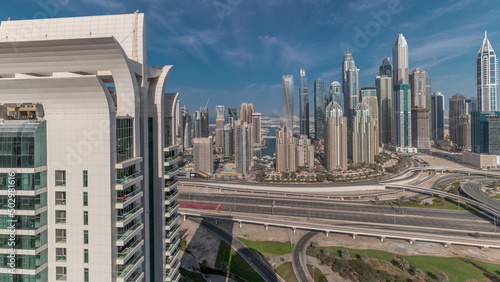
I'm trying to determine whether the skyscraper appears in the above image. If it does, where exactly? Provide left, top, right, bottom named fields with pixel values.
left=393, top=84, right=412, bottom=147
left=352, top=102, right=377, bottom=164
left=449, top=93, right=477, bottom=151
left=477, top=31, right=498, bottom=111
left=411, top=108, right=431, bottom=153
left=227, top=108, right=238, bottom=125
left=410, top=68, right=432, bottom=109
left=193, top=107, right=209, bottom=138
left=471, top=111, right=500, bottom=154
left=376, top=75, right=393, bottom=144
left=282, top=75, right=294, bottom=131
left=215, top=105, right=225, bottom=150
left=393, top=34, right=409, bottom=85
left=240, top=102, right=255, bottom=124
left=180, top=107, right=192, bottom=149
left=431, top=92, right=445, bottom=142
left=275, top=127, right=297, bottom=172
left=314, top=78, right=329, bottom=140
left=361, top=88, right=379, bottom=153
left=324, top=101, right=348, bottom=171
left=296, top=135, right=315, bottom=169
left=299, top=68, right=310, bottom=136
left=342, top=51, right=360, bottom=127
left=223, top=123, right=234, bottom=159
left=0, top=12, right=180, bottom=281
left=380, top=57, right=392, bottom=77
left=234, top=121, right=252, bottom=175
left=251, top=112, right=262, bottom=146
left=330, top=81, right=344, bottom=110
left=193, top=137, right=214, bottom=175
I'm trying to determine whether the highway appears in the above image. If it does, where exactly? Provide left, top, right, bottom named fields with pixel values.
left=190, top=217, right=280, bottom=282
left=179, top=193, right=500, bottom=236
left=291, top=231, right=318, bottom=282
left=461, top=181, right=500, bottom=217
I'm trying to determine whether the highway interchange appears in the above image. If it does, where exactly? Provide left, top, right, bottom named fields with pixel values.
left=179, top=156, right=500, bottom=281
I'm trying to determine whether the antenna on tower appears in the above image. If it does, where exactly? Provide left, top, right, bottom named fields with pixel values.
left=485, top=30, right=488, bottom=38
left=205, top=98, right=210, bottom=109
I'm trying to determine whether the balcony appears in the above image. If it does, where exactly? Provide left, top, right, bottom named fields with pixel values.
left=164, top=179, right=179, bottom=192
left=166, top=253, right=180, bottom=270
left=129, top=269, right=145, bottom=282
left=165, top=269, right=180, bottom=282
left=165, top=225, right=180, bottom=244
left=165, top=215, right=180, bottom=231
left=116, top=204, right=143, bottom=228
left=117, top=222, right=143, bottom=247
left=164, top=190, right=179, bottom=205
left=116, top=171, right=143, bottom=190
left=163, top=168, right=179, bottom=180
left=164, top=156, right=180, bottom=167
left=165, top=238, right=180, bottom=256
left=165, top=202, right=179, bottom=218
left=117, top=239, right=144, bottom=265
left=117, top=252, right=144, bottom=282
left=163, top=144, right=179, bottom=152
left=116, top=188, right=143, bottom=209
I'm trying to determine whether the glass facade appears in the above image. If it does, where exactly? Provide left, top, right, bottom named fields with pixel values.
left=0, top=212, right=47, bottom=230
left=0, top=249, right=47, bottom=270
left=116, top=117, right=134, bottom=163
left=0, top=121, right=46, bottom=168
left=314, top=79, right=329, bottom=140
left=0, top=193, right=47, bottom=210
left=0, top=171, right=47, bottom=190
left=0, top=268, right=48, bottom=282
left=0, top=231, right=47, bottom=250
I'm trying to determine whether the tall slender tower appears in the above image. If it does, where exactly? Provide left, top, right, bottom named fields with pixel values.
left=324, top=101, right=348, bottom=171
left=299, top=68, right=310, bottom=136
left=330, top=81, right=344, bottom=110
left=431, top=92, right=445, bottom=142
left=342, top=51, right=360, bottom=128
left=376, top=75, right=393, bottom=144
left=352, top=102, right=377, bottom=164
left=477, top=31, right=498, bottom=111
left=393, top=34, right=409, bottom=85
left=394, top=84, right=412, bottom=147
left=314, top=78, right=328, bottom=140
left=215, top=105, right=225, bottom=150
left=379, top=57, right=392, bottom=77
left=282, top=75, right=294, bottom=131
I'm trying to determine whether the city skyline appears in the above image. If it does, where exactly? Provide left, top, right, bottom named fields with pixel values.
left=1, top=1, right=499, bottom=116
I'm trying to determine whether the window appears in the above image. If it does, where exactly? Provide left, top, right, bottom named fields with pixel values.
left=56, top=266, right=67, bottom=281
left=56, top=248, right=67, bottom=261
left=55, top=210, right=66, bottom=224
left=55, top=170, right=66, bottom=186
left=84, top=249, right=89, bottom=263
left=83, top=211, right=88, bottom=225
left=83, top=192, right=88, bottom=206
left=56, top=229, right=66, bottom=243
left=83, top=170, right=88, bottom=187
left=84, top=268, right=89, bottom=282
left=56, top=192, right=66, bottom=205
left=84, top=230, right=88, bottom=244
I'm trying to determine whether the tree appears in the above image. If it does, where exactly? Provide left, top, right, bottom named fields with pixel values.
left=359, top=253, right=369, bottom=263
left=438, top=271, right=449, bottom=282
left=316, top=175, right=325, bottom=182
left=290, top=171, right=297, bottom=179
left=397, top=258, right=410, bottom=270
left=414, top=268, right=426, bottom=280
left=327, top=174, right=335, bottom=181
left=340, top=249, right=350, bottom=259
left=281, top=172, right=289, bottom=179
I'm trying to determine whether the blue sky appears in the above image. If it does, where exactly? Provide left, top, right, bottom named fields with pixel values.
left=4, top=0, right=500, bottom=116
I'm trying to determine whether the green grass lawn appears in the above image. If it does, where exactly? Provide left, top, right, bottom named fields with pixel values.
left=238, top=237, right=293, bottom=258
left=179, top=267, right=206, bottom=282
left=215, top=241, right=265, bottom=282
left=275, top=262, right=298, bottom=282
left=307, top=264, right=326, bottom=282
left=492, top=194, right=500, bottom=199
left=308, top=245, right=500, bottom=282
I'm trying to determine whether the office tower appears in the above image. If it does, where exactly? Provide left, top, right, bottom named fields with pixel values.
left=193, top=110, right=202, bottom=138
left=234, top=121, right=252, bottom=174
left=251, top=113, right=262, bottom=146
left=376, top=75, right=393, bottom=144
left=314, top=78, right=329, bottom=140
left=193, top=137, right=214, bottom=175
left=180, top=107, right=192, bottom=149
left=299, top=68, right=310, bottom=136
left=449, top=94, right=477, bottom=151
left=411, top=108, right=431, bottom=153
left=410, top=68, right=432, bottom=109
left=477, top=31, right=498, bottom=111
left=352, top=103, right=377, bottom=164
left=342, top=51, right=360, bottom=127
left=227, top=108, right=238, bottom=125
left=394, top=84, right=412, bottom=147
left=431, top=92, right=445, bottom=142
left=296, top=135, right=315, bottom=169
left=282, top=75, right=294, bottom=131
left=215, top=105, right=225, bottom=150
left=361, top=88, right=379, bottom=154
left=200, top=107, right=209, bottom=137
left=275, top=127, right=297, bottom=172
left=380, top=57, right=392, bottom=77
left=223, top=123, right=234, bottom=159
left=0, top=12, right=180, bottom=281
left=330, top=81, right=344, bottom=111
left=324, top=101, right=348, bottom=171
left=240, top=102, right=255, bottom=124
left=471, top=111, right=500, bottom=154
left=393, top=34, right=409, bottom=85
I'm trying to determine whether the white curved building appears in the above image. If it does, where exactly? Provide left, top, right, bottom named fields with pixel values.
left=0, top=12, right=180, bottom=282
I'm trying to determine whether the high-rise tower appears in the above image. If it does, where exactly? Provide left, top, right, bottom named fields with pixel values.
left=324, top=101, right=347, bottom=171
left=431, top=92, right=445, bottom=142
left=342, top=51, right=360, bottom=128
left=477, top=31, right=498, bottom=111
left=394, top=84, right=412, bottom=147
left=282, top=75, right=294, bottom=131
left=314, top=78, right=328, bottom=140
left=376, top=76, right=393, bottom=144
left=299, top=68, right=310, bottom=136
left=215, top=105, right=225, bottom=150
left=352, top=102, right=377, bottom=164
left=393, top=34, right=409, bottom=85
left=379, top=57, right=392, bottom=77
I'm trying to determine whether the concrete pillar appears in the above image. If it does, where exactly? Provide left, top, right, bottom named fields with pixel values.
left=325, top=231, right=329, bottom=237
left=409, top=239, right=415, bottom=245
left=293, top=227, right=296, bottom=234
left=239, top=221, right=242, bottom=228
left=380, top=237, right=385, bottom=242
left=265, top=225, right=268, bottom=230
left=183, top=214, right=186, bottom=221
left=352, top=234, right=356, bottom=239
